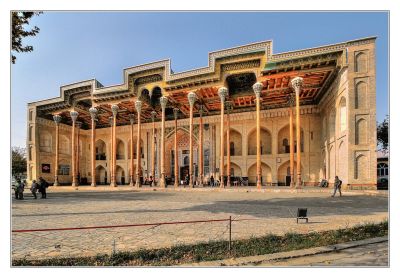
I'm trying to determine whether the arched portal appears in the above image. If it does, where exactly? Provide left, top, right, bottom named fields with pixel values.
left=277, top=124, right=304, bottom=154
left=277, top=160, right=303, bottom=186
left=248, top=127, right=272, bottom=155
left=224, top=162, right=242, bottom=177
left=116, top=165, right=126, bottom=185
left=95, top=165, right=107, bottom=185
left=95, top=139, right=107, bottom=160
left=247, top=162, right=271, bottom=185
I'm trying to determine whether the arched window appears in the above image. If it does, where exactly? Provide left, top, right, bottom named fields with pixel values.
left=355, top=52, right=367, bottom=72
left=339, top=97, right=347, bottom=132
left=39, top=131, right=52, bottom=152
left=377, top=163, right=388, bottom=177
left=355, top=81, right=367, bottom=109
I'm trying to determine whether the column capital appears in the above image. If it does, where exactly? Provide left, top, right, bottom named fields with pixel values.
left=129, top=114, right=135, bottom=125
left=225, top=101, right=233, bottom=113
left=187, top=92, right=197, bottom=106
left=135, top=100, right=142, bottom=113
left=108, top=116, right=114, bottom=126
left=89, top=107, right=98, bottom=120
left=173, top=107, right=179, bottom=119
left=70, top=111, right=78, bottom=122
left=53, top=114, right=62, bottom=125
left=151, top=110, right=157, bottom=122
left=160, top=96, right=168, bottom=110
left=111, top=104, right=119, bottom=117
left=218, top=87, right=228, bottom=102
left=290, top=77, right=304, bottom=94
left=252, top=82, right=263, bottom=98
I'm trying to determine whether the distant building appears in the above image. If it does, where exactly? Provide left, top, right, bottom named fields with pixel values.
left=26, top=37, right=378, bottom=189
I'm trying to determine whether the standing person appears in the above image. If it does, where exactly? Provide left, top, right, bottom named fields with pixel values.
left=210, top=175, right=214, bottom=187
left=30, top=180, right=39, bottom=199
left=331, top=176, right=343, bottom=197
left=16, top=179, right=24, bottom=200
left=38, top=177, right=48, bottom=199
left=185, top=174, right=189, bottom=187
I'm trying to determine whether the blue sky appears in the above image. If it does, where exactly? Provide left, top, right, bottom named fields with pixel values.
left=11, top=11, right=389, bottom=147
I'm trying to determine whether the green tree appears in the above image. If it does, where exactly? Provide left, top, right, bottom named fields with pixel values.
left=11, top=11, right=42, bottom=64
left=377, top=115, right=388, bottom=153
left=12, top=147, right=27, bottom=177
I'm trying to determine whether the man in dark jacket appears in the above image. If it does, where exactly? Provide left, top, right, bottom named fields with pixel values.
left=38, top=177, right=48, bottom=199
left=331, top=176, right=342, bottom=197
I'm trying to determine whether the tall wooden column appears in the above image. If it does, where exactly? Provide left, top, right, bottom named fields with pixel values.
left=110, top=104, right=118, bottom=187
left=53, top=115, right=62, bottom=186
left=159, top=96, right=168, bottom=188
left=89, top=107, right=98, bottom=187
left=187, top=92, right=196, bottom=188
left=253, top=82, right=263, bottom=189
left=198, top=107, right=204, bottom=186
left=226, top=102, right=232, bottom=187
left=173, top=108, right=179, bottom=188
left=135, top=100, right=142, bottom=188
left=108, top=116, right=114, bottom=185
left=289, top=106, right=295, bottom=187
left=75, top=121, right=82, bottom=183
left=129, top=114, right=135, bottom=186
left=70, top=111, right=78, bottom=188
left=218, top=87, right=228, bottom=188
left=291, top=77, right=304, bottom=188
left=151, top=111, right=157, bottom=186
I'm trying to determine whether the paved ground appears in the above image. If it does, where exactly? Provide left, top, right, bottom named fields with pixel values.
left=256, top=241, right=388, bottom=266
left=11, top=188, right=388, bottom=260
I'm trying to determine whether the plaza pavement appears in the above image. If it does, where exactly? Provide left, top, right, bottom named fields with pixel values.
left=11, top=186, right=388, bottom=260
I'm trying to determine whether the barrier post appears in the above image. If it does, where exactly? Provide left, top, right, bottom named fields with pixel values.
left=228, top=216, right=232, bottom=253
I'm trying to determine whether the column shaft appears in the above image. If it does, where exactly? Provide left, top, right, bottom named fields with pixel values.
left=189, top=104, right=194, bottom=188
left=226, top=109, right=231, bottom=187
left=199, top=112, right=203, bottom=186
left=71, top=121, right=77, bottom=187
left=159, top=108, right=166, bottom=188
left=54, top=123, right=59, bottom=186
left=174, top=114, right=179, bottom=187
left=130, top=120, right=134, bottom=186
left=256, top=96, right=262, bottom=189
left=135, top=111, right=142, bottom=187
left=296, top=92, right=301, bottom=187
left=111, top=116, right=117, bottom=186
left=289, top=108, right=294, bottom=187
left=220, top=101, right=225, bottom=188
left=151, top=118, right=156, bottom=186
left=91, top=118, right=96, bottom=186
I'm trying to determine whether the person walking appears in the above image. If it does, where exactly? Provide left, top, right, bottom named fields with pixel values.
left=210, top=175, right=214, bottom=187
left=16, top=179, right=24, bottom=200
left=30, top=180, right=39, bottom=199
left=331, top=176, right=343, bottom=197
left=38, top=177, right=48, bottom=199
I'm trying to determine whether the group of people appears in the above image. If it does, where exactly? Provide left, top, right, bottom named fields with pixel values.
left=13, top=177, right=49, bottom=200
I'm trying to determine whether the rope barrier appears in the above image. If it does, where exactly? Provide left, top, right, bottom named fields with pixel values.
left=12, top=217, right=231, bottom=233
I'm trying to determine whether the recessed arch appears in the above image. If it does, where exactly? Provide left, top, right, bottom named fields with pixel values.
left=247, top=126, right=272, bottom=155
left=95, top=165, right=107, bottom=185
left=329, top=108, right=336, bottom=140
left=277, top=160, right=303, bottom=185
left=224, top=162, right=242, bottom=177
left=224, top=128, right=242, bottom=156
left=355, top=81, right=367, bottom=109
left=339, top=96, right=347, bottom=132
left=95, top=139, right=107, bottom=160
left=39, top=131, right=52, bottom=153
left=247, top=162, right=272, bottom=185
left=116, top=138, right=125, bottom=160
left=355, top=118, right=367, bottom=145
left=59, top=135, right=70, bottom=155
left=355, top=154, right=368, bottom=180
left=277, top=124, right=304, bottom=154
left=116, top=165, right=126, bottom=184
left=355, top=52, right=367, bottom=72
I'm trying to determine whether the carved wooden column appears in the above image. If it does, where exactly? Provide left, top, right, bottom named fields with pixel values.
left=198, top=106, right=204, bottom=186
left=76, top=121, right=82, bottom=184
left=110, top=104, right=118, bottom=187
left=226, top=102, right=232, bottom=187
left=253, top=82, right=263, bottom=189
left=89, top=107, right=98, bottom=187
left=135, top=100, right=142, bottom=188
left=70, top=111, right=78, bottom=188
left=129, top=114, right=135, bottom=186
left=187, top=92, right=196, bottom=188
left=108, top=116, right=114, bottom=185
left=159, top=96, right=168, bottom=188
left=173, top=108, right=179, bottom=188
left=289, top=105, right=295, bottom=187
left=291, top=77, right=304, bottom=188
left=53, top=115, right=62, bottom=186
left=151, top=111, right=157, bottom=186
left=218, top=87, right=227, bottom=188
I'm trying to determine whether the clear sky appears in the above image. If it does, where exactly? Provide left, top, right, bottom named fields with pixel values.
left=11, top=11, right=389, bottom=147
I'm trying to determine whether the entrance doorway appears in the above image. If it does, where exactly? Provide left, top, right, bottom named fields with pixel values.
left=180, top=166, right=189, bottom=184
